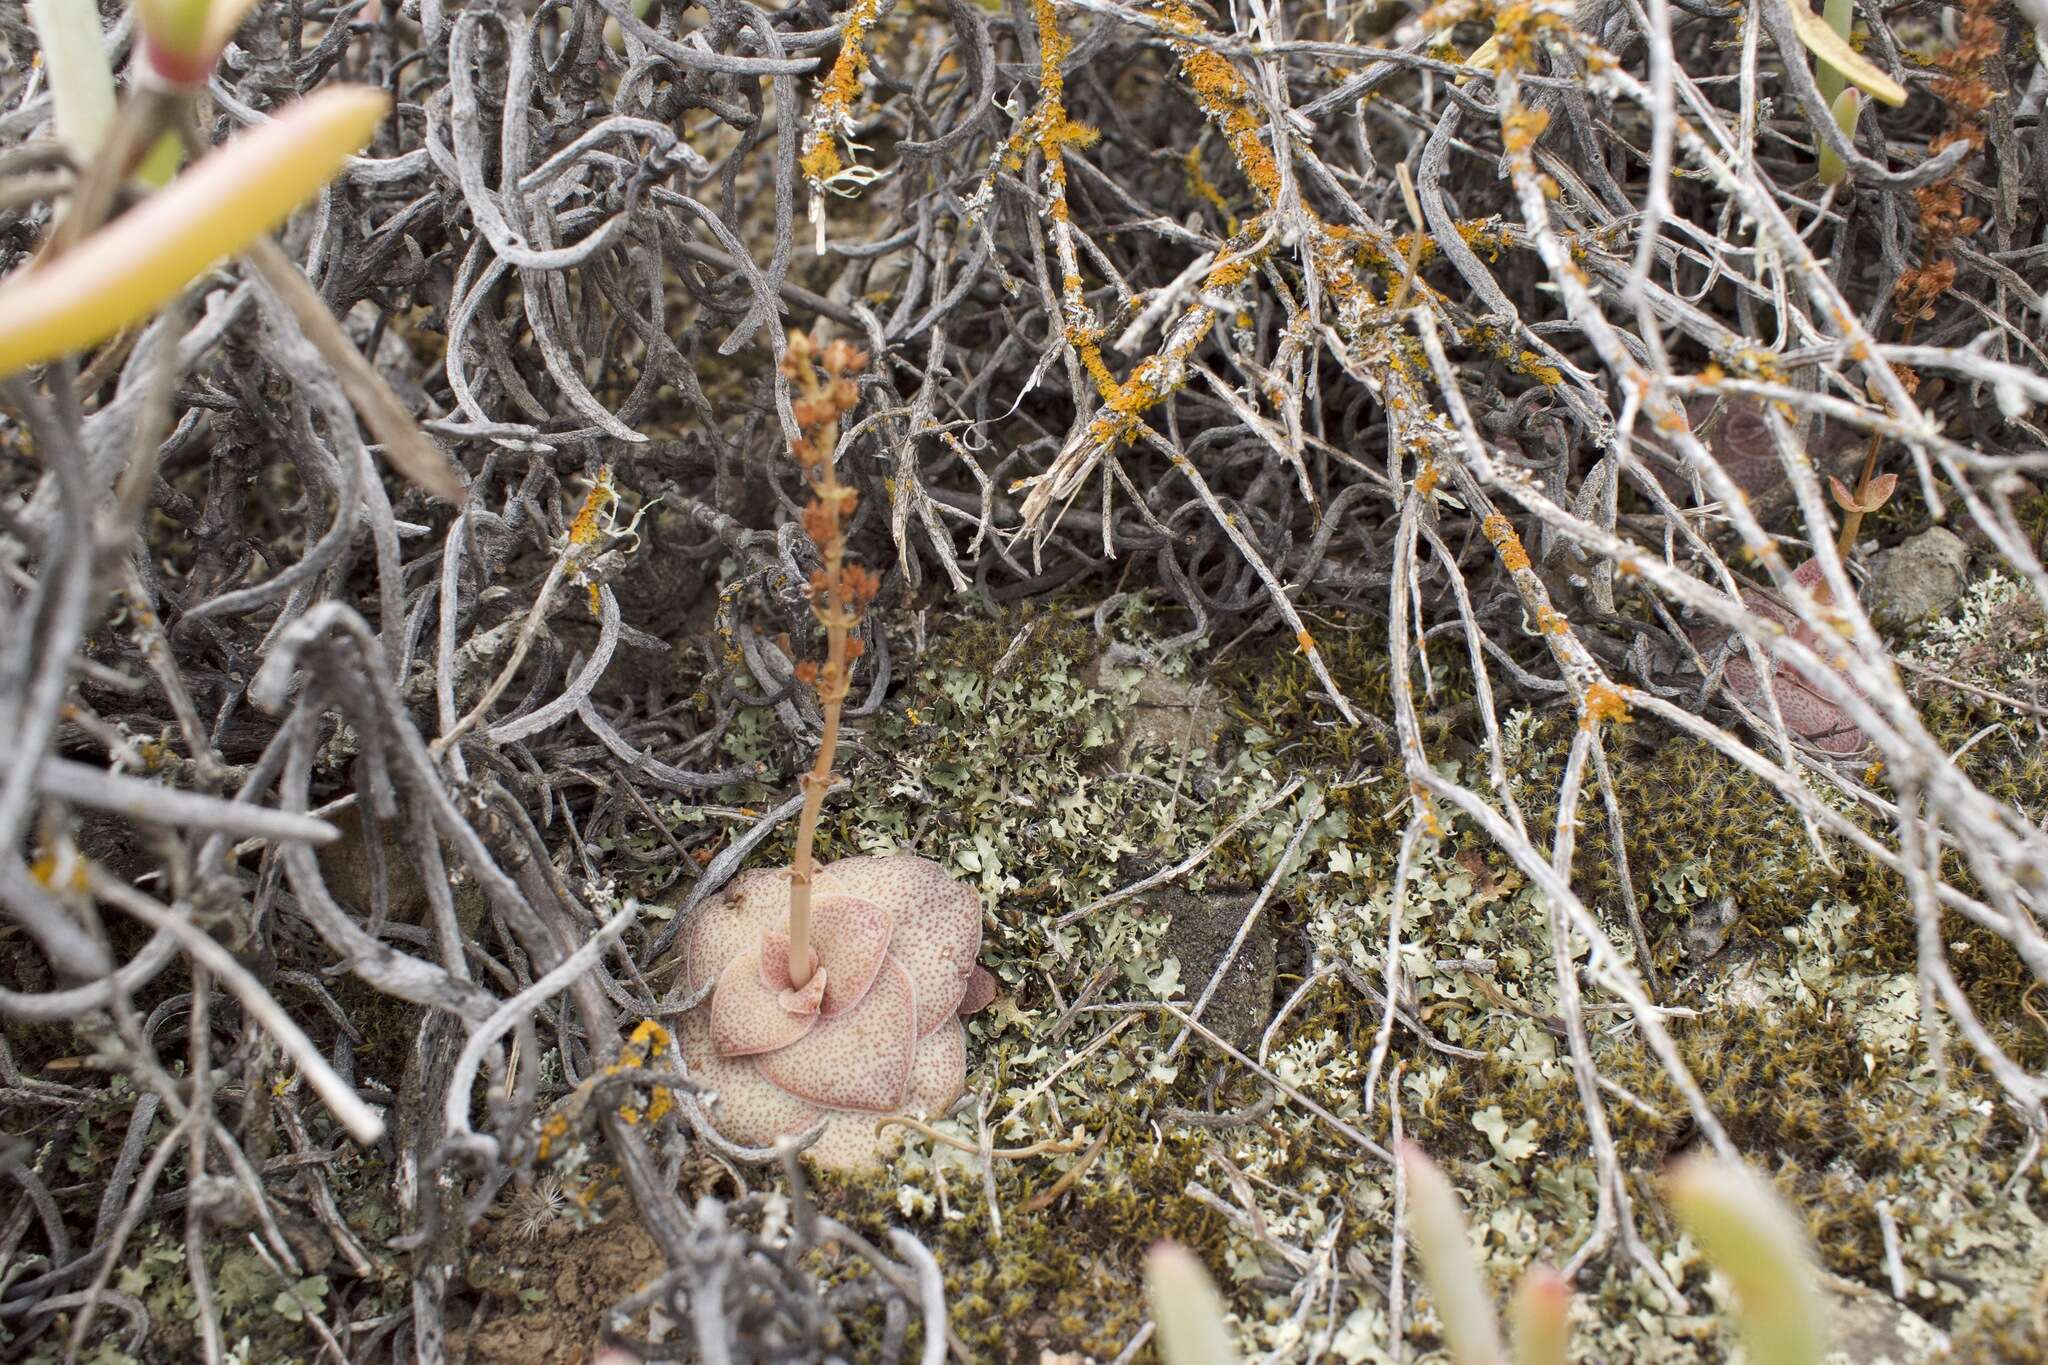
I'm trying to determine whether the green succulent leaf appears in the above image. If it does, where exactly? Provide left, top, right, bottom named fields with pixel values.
left=1666, top=1155, right=1828, bottom=1365
left=1146, top=1241, right=1241, bottom=1365
left=0, top=85, right=389, bottom=379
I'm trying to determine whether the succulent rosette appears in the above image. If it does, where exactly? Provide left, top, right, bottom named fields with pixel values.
left=679, top=853, right=996, bottom=1168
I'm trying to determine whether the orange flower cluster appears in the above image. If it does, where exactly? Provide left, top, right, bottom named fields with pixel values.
left=781, top=329, right=871, bottom=706
left=784, top=332, right=868, bottom=468
left=1894, top=0, right=2000, bottom=325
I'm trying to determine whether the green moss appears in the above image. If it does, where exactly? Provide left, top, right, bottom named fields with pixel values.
left=814, top=1133, right=1227, bottom=1363
left=1499, top=718, right=1866, bottom=945
left=1942, top=1297, right=2048, bottom=1362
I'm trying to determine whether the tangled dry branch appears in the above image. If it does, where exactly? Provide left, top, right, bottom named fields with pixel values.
left=3, top=0, right=2047, bottom=1354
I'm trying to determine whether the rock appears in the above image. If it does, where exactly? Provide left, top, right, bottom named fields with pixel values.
left=1865, top=528, right=1969, bottom=632
left=1680, top=894, right=1739, bottom=962
left=1824, top=1286, right=1948, bottom=1364
left=317, top=806, right=487, bottom=934
left=1152, top=886, right=1276, bottom=1054
left=1087, top=659, right=1226, bottom=760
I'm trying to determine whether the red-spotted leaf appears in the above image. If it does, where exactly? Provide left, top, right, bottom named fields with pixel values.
left=710, top=949, right=819, bottom=1058
left=821, top=855, right=982, bottom=1035
left=684, top=867, right=790, bottom=992
left=1831, top=471, right=1899, bottom=515
left=678, top=1012, right=819, bottom=1147
left=807, top=894, right=895, bottom=1017
left=1720, top=558, right=1866, bottom=756
left=903, top=1020, right=968, bottom=1119
left=758, top=931, right=829, bottom=1014
left=957, top=965, right=998, bottom=1017
left=756, top=956, right=918, bottom=1112
left=790, top=1110, right=903, bottom=1170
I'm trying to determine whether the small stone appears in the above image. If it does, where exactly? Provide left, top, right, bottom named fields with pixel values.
left=1153, top=887, right=1276, bottom=1054
left=1680, top=894, right=1739, bottom=962
left=317, top=806, right=487, bottom=935
left=1865, top=528, right=1969, bottom=632
left=1087, top=660, right=1226, bottom=759
left=1824, top=1287, right=1949, bottom=1364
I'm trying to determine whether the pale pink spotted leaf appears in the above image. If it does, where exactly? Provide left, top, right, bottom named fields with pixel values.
left=819, top=854, right=982, bottom=1035
left=678, top=1012, right=820, bottom=1147
left=806, top=894, right=895, bottom=1017
left=755, top=956, right=918, bottom=1112
left=957, top=965, right=998, bottom=1017
left=710, top=949, right=818, bottom=1058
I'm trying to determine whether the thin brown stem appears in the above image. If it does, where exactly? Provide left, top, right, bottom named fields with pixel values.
left=1833, top=428, right=1885, bottom=562
left=786, top=504, right=847, bottom=984
left=784, top=339, right=865, bottom=989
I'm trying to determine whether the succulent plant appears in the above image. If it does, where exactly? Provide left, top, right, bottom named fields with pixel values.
left=1143, top=1148, right=1828, bottom=1365
left=1717, top=558, right=1869, bottom=756
left=678, top=853, right=994, bottom=1168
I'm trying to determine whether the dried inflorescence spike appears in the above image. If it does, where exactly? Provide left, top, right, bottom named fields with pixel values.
left=678, top=853, right=992, bottom=1168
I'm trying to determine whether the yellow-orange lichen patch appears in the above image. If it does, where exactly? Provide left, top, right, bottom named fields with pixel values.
left=801, top=0, right=884, bottom=187
left=1185, top=146, right=1238, bottom=232
left=1155, top=0, right=1282, bottom=204
left=1515, top=350, right=1563, bottom=386
left=537, top=1109, right=572, bottom=1161
left=30, top=849, right=89, bottom=894
left=1205, top=252, right=1257, bottom=289
left=1581, top=682, right=1632, bottom=728
left=1501, top=106, right=1551, bottom=156
left=1481, top=513, right=1532, bottom=572
left=569, top=465, right=617, bottom=548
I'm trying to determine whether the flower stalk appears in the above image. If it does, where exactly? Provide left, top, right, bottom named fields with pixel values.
left=781, top=330, right=875, bottom=988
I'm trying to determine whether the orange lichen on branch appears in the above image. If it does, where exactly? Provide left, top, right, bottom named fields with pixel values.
left=1481, top=512, right=1532, bottom=572
left=1073, top=330, right=1122, bottom=402
left=569, top=465, right=617, bottom=547
left=1029, top=0, right=1101, bottom=200
left=1581, top=682, right=1632, bottom=729
left=1515, top=351, right=1563, bottom=386
left=30, top=848, right=89, bottom=894
left=1204, top=251, right=1258, bottom=289
left=1185, top=146, right=1238, bottom=233
left=1411, top=782, right=1445, bottom=838
left=1501, top=105, right=1551, bottom=157
left=607, top=1020, right=679, bottom=1128
left=1075, top=310, right=1223, bottom=448
left=1154, top=0, right=1282, bottom=204
left=535, top=1021, right=677, bottom=1159
left=799, top=0, right=887, bottom=246
left=802, top=0, right=883, bottom=184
